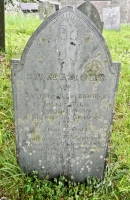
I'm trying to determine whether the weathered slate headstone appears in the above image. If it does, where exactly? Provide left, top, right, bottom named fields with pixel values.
left=11, top=6, right=120, bottom=182
left=78, top=1, right=103, bottom=33
left=103, top=7, right=120, bottom=30
left=39, top=1, right=56, bottom=21
left=0, top=0, right=5, bottom=51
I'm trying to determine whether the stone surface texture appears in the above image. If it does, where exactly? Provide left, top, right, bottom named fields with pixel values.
left=61, top=0, right=84, bottom=8
left=103, top=7, right=120, bottom=30
left=77, top=1, right=103, bottom=33
left=0, top=0, right=5, bottom=50
left=11, top=6, right=120, bottom=182
left=39, top=1, right=56, bottom=21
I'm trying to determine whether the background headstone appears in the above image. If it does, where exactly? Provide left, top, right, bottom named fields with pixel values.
left=39, top=1, right=56, bottom=21
left=20, top=3, right=38, bottom=12
left=89, top=0, right=130, bottom=24
left=61, top=0, right=84, bottom=8
left=0, top=0, right=5, bottom=51
left=103, top=7, right=120, bottom=30
left=78, top=1, right=103, bottom=33
left=11, top=6, right=120, bottom=182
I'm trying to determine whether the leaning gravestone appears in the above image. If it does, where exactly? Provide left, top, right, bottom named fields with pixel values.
left=103, top=7, right=120, bottom=30
left=39, top=1, right=55, bottom=21
left=11, top=6, right=120, bottom=182
left=77, top=1, right=103, bottom=33
left=0, top=0, right=5, bottom=51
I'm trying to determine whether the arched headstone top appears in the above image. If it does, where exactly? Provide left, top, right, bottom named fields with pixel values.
left=77, top=1, right=103, bottom=33
left=20, top=6, right=111, bottom=68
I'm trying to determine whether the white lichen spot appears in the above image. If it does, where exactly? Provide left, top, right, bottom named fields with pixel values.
left=98, top=128, right=103, bottom=134
left=91, top=125, right=96, bottom=132
left=87, top=122, right=92, bottom=127
left=27, top=114, right=32, bottom=119
left=31, top=128, right=42, bottom=143
left=39, top=160, right=42, bottom=165
left=22, top=146, right=27, bottom=152
left=57, top=110, right=63, bottom=116
left=24, top=127, right=29, bottom=131
left=41, top=37, right=45, bottom=43
left=29, top=153, right=32, bottom=156
left=94, top=133, right=98, bottom=138
left=97, top=52, right=102, bottom=57
left=19, top=80, right=24, bottom=87
left=104, top=120, right=108, bottom=124
left=27, top=134, right=31, bottom=139
left=42, top=120, right=45, bottom=124
left=90, top=161, right=93, bottom=164
left=90, top=145, right=100, bottom=152
left=100, top=155, right=103, bottom=159
left=44, top=89, right=48, bottom=93
left=33, top=119, right=38, bottom=126
left=100, top=99, right=111, bottom=110
left=93, top=84, right=98, bottom=91
left=104, top=59, right=108, bottom=66
left=83, top=33, right=93, bottom=44
left=48, top=114, right=56, bottom=124
left=88, top=168, right=91, bottom=172
left=86, top=130, right=91, bottom=136
left=99, top=117, right=103, bottom=122
left=26, top=141, right=31, bottom=146
left=42, top=166, right=45, bottom=169
left=104, top=125, right=108, bottom=131
left=77, top=162, right=79, bottom=165
left=85, top=155, right=90, bottom=159
left=24, top=119, right=28, bottom=124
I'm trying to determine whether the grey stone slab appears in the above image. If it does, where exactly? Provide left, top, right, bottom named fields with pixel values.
left=103, top=7, right=120, bottom=30
left=0, top=0, right=5, bottom=51
left=11, top=6, right=120, bottom=182
left=61, top=0, right=84, bottom=8
left=78, top=1, right=103, bottom=33
left=39, top=1, right=56, bottom=21
left=20, top=3, right=38, bottom=12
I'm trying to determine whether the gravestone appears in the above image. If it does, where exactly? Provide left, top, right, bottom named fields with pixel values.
left=11, top=6, right=120, bottom=182
left=78, top=1, right=103, bottom=33
left=61, top=0, right=84, bottom=8
left=0, top=0, right=5, bottom=51
left=20, top=3, right=38, bottom=12
left=39, top=1, right=56, bottom=21
left=103, top=7, right=120, bottom=30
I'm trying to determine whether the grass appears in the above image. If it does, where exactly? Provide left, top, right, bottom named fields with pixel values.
left=0, top=13, right=130, bottom=199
